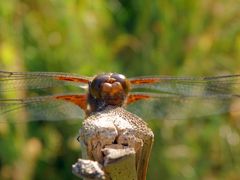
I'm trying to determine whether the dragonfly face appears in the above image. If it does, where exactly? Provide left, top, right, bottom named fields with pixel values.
left=0, top=70, right=240, bottom=121
left=87, top=73, right=130, bottom=114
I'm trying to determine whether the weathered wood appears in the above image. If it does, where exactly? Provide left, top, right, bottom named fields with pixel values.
left=72, top=159, right=105, bottom=179
left=73, top=106, right=154, bottom=180
left=103, top=147, right=137, bottom=180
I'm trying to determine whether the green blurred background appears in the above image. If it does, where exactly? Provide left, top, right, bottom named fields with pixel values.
left=0, top=0, right=240, bottom=179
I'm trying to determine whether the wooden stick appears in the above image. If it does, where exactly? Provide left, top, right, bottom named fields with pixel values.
left=73, top=106, right=154, bottom=180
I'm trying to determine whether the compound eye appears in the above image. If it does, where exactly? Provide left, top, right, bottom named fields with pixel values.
left=90, top=74, right=109, bottom=98
left=101, top=82, right=112, bottom=93
left=111, top=73, right=126, bottom=82
left=111, top=73, right=130, bottom=93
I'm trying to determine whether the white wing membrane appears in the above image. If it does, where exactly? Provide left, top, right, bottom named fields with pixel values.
left=130, top=75, right=240, bottom=97
left=127, top=92, right=239, bottom=120
left=0, top=71, right=91, bottom=91
left=0, top=95, right=85, bottom=121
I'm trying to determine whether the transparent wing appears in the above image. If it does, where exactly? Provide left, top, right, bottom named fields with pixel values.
left=0, top=94, right=87, bottom=121
left=129, top=74, right=240, bottom=97
left=126, top=92, right=240, bottom=120
left=0, top=70, right=91, bottom=92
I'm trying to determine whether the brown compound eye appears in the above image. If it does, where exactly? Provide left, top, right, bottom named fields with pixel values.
left=101, top=82, right=112, bottom=93
left=111, top=73, right=130, bottom=93
left=101, top=81, right=123, bottom=96
left=111, top=82, right=123, bottom=93
left=89, top=74, right=109, bottom=98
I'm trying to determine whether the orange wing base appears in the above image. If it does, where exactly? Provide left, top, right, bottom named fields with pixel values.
left=127, top=94, right=151, bottom=104
left=55, top=95, right=87, bottom=110
left=56, top=76, right=90, bottom=83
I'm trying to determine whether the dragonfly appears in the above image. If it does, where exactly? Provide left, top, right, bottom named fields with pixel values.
left=0, top=70, right=240, bottom=122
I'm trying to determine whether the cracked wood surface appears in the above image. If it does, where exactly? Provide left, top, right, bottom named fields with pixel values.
left=73, top=106, right=154, bottom=180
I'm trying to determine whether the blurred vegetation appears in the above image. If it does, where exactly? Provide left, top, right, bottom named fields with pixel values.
left=0, top=0, right=240, bottom=179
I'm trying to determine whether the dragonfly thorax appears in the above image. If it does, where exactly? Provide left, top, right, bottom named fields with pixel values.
left=87, top=73, right=130, bottom=113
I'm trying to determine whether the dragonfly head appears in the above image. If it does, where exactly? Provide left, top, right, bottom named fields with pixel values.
left=88, top=73, right=130, bottom=112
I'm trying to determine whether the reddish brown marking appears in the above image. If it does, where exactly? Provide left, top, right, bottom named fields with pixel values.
left=130, top=78, right=160, bottom=85
left=56, top=76, right=89, bottom=83
left=55, top=95, right=87, bottom=110
left=127, top=94, right=151, bottom=104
